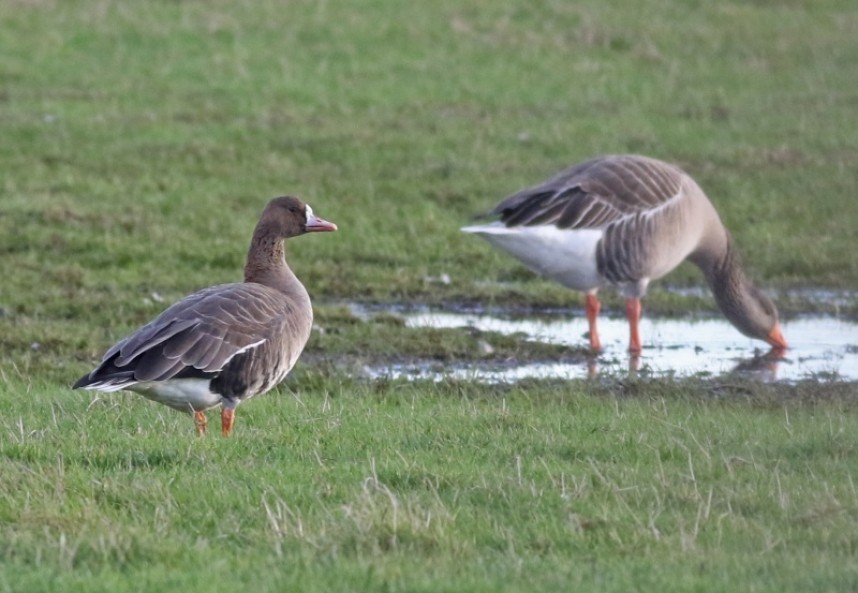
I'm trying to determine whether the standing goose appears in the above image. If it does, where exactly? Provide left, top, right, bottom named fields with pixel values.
left=73, top=196, right=337, bottom=436
left=462, top=154, right=787, bottom=354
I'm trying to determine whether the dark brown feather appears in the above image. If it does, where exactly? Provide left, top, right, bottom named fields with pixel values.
left=493, top=155, right=684, bottom=230
left=76, top=282, right=309, bottom=389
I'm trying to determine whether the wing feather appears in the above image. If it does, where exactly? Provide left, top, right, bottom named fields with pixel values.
left=74, top=283, right=305, bottom=389
left=490, top=155, right=684, bottom=231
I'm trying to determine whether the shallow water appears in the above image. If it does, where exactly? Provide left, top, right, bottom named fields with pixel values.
left=366, top=308, right=858, bottom=382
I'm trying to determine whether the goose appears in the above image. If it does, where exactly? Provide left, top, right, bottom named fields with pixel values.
left=73, top=196, right=337, bottom=436
left=462, top=154, right=787, bottom=354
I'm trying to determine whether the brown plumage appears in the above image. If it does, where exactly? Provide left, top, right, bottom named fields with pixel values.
left=462, top=155, right=787, bottom=354
left=73, top=196, right=337, bottom=436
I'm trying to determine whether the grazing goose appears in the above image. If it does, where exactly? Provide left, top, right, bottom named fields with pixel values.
left=73, top=196, right=337, bottom=436
left=462, top=154, right=787, bottom=354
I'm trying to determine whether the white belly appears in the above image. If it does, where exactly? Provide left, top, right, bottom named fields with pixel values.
left=462, top=223, right=604, bottom=291
left=129, top=379, right=223, bottom=414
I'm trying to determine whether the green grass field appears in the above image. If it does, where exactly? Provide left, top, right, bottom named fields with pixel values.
left=2, top=1, right=858, bottom=591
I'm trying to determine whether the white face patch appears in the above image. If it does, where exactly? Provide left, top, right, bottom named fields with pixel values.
left=305, top=204, right=314, bottom=221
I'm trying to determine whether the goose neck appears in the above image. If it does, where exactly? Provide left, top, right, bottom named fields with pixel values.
left=243, top=231, right=298, bottom=294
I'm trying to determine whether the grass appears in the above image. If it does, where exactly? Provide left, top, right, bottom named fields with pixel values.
left=1, top=0, right=858, bottom=591
left=2, top=376, right=858, bottom=592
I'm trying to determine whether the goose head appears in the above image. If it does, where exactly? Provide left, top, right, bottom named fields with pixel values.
left=261, top=196, right=338, bottom=238
left=722, top=284, right=787, bottom=352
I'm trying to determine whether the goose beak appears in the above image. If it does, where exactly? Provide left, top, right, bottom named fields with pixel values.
left=766, top=323, right=788, bottom=351
left=305, top=214, right=338, bottom=233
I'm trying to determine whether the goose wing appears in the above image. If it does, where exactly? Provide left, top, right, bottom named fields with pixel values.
left=488, top=155, right=684, bottom=230
left=74, top=283, right=307, bottom=389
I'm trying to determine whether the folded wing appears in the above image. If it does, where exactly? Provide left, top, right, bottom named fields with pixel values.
left=489, top=155, right=684, bottom=230
left=73, top=283, right=302, bottom=391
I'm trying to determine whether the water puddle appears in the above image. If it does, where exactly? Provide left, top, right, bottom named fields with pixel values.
left=360, top=307, right=858, bottom=382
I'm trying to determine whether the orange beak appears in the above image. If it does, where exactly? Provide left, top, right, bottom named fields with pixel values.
left=766, top=323, right=788, bottom=351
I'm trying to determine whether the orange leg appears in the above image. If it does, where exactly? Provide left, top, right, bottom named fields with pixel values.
left=194, top=411, right=207, bottom=436
left=221, top=407, right=235, bottom=437
left=625, top=297, right=642, bottom=354
left=585, top=293, right=602, bottom=352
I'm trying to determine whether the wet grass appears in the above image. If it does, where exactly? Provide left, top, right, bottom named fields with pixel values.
left=2, top=0, right=858, bottom=591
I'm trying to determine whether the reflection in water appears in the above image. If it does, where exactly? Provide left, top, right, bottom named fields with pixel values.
left=366, top=309, right=856, bottom=383
left=728, top=349, right=786, bottom=381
